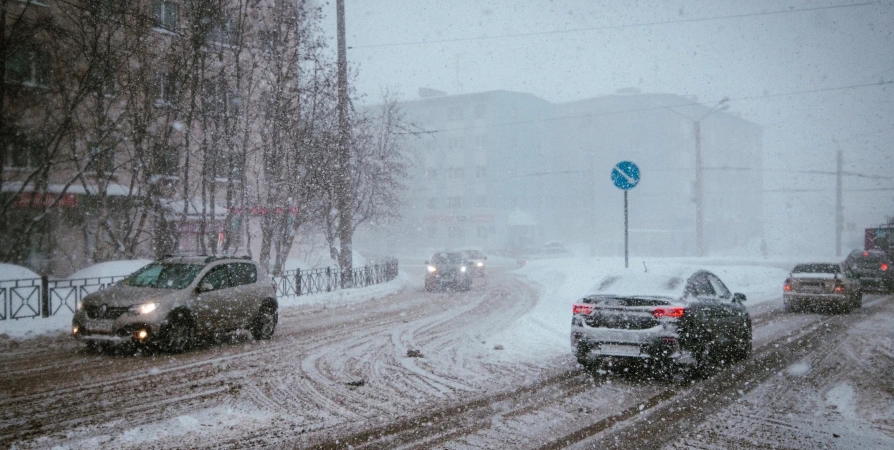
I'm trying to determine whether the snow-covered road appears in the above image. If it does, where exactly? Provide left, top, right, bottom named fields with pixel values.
left=1, top=261, right=892, bottom=449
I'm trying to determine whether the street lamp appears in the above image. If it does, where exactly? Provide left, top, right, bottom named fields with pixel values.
left=660, top=97, right=729, bottom=257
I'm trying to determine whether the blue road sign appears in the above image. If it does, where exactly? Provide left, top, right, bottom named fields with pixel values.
left=611, top=161, right=640, bottom=190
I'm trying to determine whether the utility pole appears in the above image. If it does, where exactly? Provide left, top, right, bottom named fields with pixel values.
left=335, top=0, right=353, bottom=281
left=694, top=120, right=704, bottom=257
left=835, top=140, right=843, bottom=257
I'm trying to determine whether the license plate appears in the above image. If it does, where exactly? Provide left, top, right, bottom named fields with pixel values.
left=598, top=344, right=641, bottom=357
left=84, top=319, right=114, bottom=333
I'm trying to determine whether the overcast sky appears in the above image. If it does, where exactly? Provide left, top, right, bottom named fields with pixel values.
left=322, top=0, right=894, bottom=256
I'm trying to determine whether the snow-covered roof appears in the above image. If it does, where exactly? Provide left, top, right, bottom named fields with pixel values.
left=586, top=269, right=694, bottom=299
left=1, top=181, right=140, bottom=197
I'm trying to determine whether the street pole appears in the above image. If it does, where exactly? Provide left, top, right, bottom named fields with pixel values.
left=836, top=145, right=843, bottom=257
left=624, top=190, right=629, bottom=268
left=335, top=0, right=353, bottom=281
left=694, top=120, right=704, bottom=257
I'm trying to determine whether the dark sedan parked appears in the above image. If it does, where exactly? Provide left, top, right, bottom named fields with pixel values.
left=570, top=269, right=752, bottom=378
left=844, top=249, right=894, bottom=294
left=784, top=263, right=862, bottom=313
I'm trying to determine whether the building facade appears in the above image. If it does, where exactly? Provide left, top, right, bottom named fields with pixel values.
left=392, top=89, right=764, bottom=257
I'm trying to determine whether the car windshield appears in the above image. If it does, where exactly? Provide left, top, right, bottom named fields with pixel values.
left=463, top=250, right=484, bottom=259
left=792, top=264, right=840, bottom=274
left=120, top=263, right=204, bottom=289
left=432, top=253, right=464, bottom=265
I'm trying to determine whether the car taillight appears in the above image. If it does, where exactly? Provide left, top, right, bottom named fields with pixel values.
left=653, top=307, right=685, bottom=319
left=834, top=282, right=845, bottom=293
left=572, top=303, right=594, bottom=315
left=881, top=263, right=889, bottom=271
left=784, top=278, right=792, bottom=291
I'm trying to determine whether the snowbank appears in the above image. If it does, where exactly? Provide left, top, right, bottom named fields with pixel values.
left=0, top=263, right=40, bottom=281
left=67, top=259, right=152, bottom=280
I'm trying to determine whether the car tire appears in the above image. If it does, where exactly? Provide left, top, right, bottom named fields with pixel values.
left=693, top=339, right=719, bottom=378
left=160, top=310, right=194, bottom=353
left=251, top=304, right=278, bottom=340
left=733, top=329, right=753, bottom=361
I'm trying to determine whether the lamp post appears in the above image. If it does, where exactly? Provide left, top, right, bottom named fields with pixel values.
left=660, top=98, right=729, bottom=257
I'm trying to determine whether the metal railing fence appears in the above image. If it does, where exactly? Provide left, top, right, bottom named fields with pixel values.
left=0, top=258, right=399, bottom=321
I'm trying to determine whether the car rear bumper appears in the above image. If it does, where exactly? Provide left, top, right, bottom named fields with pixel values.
left=570, top=324, right=695, bottom=365
left=856, top=277, right=893, bottom=292
left=784, top=292, right=849, bottom=305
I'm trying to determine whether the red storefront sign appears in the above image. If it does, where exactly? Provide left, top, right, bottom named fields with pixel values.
left=14, top=193, right=78, bottom=208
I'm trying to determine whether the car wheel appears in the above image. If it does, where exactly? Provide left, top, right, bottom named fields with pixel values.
left=251, top=305, right=278, bottom=340
left=693, top=339, right=719, bottom=378
left=160, top=310, right=194, bottom=353
left=734, top=329, right=753, bottom=361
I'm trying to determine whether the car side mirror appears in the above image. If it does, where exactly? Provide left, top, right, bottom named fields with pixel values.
left=483, top=256, right=487, bottom=260
left=733, top=293, right=746, bottom=302
left=424, top=261, right=429, bottom=265
left=198, top=282, right=214, bottom=293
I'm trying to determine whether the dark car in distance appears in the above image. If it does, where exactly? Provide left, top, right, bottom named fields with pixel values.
left=570, top=269, right=752, bottom=378
left=425, top=251, right=473, bottom=292
left=844, top=249, right=894, bottom=293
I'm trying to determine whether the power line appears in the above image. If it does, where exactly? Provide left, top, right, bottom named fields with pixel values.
left=400, top=79, right=894, bottom=135
left=350, top=2, right=873, bottom=50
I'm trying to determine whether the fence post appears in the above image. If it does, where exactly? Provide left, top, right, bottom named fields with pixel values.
left=40, top=275, right=50, bottom=318
left=326, top=267, right=332, bottom=292
left=296, top=269, right=302, bottom=296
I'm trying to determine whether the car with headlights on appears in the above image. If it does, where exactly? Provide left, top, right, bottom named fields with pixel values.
left=570, top=269, right=752, bottom=378
left=459, top=248, right=487, bottom=277
left=784, top=263, right=862, bottom=313
left=72, top=255, right=278, bottom=352
left=425, top=251, right=473, bottom=292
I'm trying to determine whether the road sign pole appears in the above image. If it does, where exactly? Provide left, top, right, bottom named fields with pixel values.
left=611, top=161, right=639, bottom=270
left=624, top=190, right=629, bottom=269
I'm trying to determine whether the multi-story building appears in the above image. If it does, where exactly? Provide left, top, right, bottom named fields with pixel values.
left=389, top=89, right=763, bottom=257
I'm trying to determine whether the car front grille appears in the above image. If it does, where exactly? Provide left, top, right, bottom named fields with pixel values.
left=85, top=305, right=129, bottom=320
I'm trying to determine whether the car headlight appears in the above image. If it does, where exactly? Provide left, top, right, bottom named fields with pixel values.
left=427, top=265, right=437, bottom=273
left=129, top=302, right=158, bottom=315
left=476, top=262, right=484, bottom=267
left=461, top=266, right=467, bottom=272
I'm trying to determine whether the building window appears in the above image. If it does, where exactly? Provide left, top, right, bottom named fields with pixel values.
left=476, top=196, right=487, bottom=208
left=86, top=0, right=118, bottom=18
left=209, top=17, right=238, bottom=47
left=426, top=197, right=437, bottom=209
left=2, top=133, right=43, bottom=169
left=475, top=165, right=487, bottom=178
left=475, top=135, right=486, bottom=148
left=477, top=226, right=488, bottom=238
left=86, top=142, right=115, bottom=174
left=448, top=197, right=462, bottom=209
left=448, top=226, right=464, bottom=238
left=153, top=72, right=178, bottom=106
left=153, top=146, right=179, bottom=177
left=4, top=50, right=50, bottom=87
left=153, top=1, right=179, bottom=31
left=203, top=80, right=238, bottom=117
left=448, top=167, right=465, bottom=179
